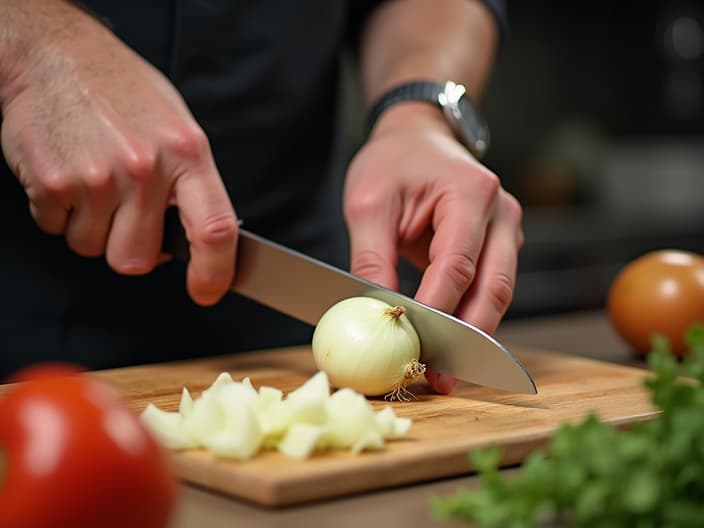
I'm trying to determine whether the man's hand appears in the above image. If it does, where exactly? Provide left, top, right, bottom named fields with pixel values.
left=353, top=0, right=512, bottom=394
left=344, top=104, right=523, bottom=394
left=0, top=0, right=237, bottom=306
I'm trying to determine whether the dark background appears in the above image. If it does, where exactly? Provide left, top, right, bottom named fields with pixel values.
left=483, top=0, right=704, bottom=317
left=339, top=0, right=704, bottom=319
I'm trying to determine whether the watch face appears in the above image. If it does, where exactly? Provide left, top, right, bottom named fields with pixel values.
left=457, top=97, right=490, bottom=158
left=368, top=80, right=491, bottom=159
left=439, top=81, right=490, bottom=159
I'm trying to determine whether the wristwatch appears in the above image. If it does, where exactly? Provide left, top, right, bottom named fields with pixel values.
left=366, top=80, right=491, bottom=159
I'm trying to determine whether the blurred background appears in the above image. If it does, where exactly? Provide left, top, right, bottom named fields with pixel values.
left=339, top=0, right=704, bottom=320
left=482, top=0, right=704, bottom=318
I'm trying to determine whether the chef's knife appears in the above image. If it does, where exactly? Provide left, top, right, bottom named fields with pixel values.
left=163, top=209, right=537, bottom=394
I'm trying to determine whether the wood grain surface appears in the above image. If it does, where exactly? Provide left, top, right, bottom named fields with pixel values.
left=74, top=345, right=657, bottom=507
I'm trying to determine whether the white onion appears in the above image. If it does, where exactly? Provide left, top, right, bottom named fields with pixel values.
left=312, top=297, right=425, bottom=400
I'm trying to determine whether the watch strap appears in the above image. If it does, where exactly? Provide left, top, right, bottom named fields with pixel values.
left=366, top=80, right=490, bottom=159
left=366, top=81, right=444, bottom=133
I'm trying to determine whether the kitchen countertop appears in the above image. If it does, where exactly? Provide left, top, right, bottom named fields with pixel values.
left=170, top=309, right=645, bottom=528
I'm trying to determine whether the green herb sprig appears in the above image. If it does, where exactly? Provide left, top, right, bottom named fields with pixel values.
left=432, top=325, right=704, bottom=527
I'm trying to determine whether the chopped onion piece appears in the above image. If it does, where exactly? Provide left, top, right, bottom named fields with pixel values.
left=351, top=430, right=385, bottom=454
left=322, top=388, right=378, bottom=449
left=179, top=387, right=194, bottom=418
left=278, top=423, right=324, bottom=460
left=140, top=370, right=413, bottom=460
left=283, top=371, right=330, bottom=426
left=140, top=403, right=198, bottom=450
left=202, top=402, right=262, bottom=460
left=375, top=406, right=412, bottom=439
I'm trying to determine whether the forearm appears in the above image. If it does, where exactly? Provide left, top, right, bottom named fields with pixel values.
left=359, top=0, right=499, bottom=106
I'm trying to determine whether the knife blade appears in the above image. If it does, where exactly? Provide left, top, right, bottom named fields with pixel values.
left=162, top=209, right=537, bottom=394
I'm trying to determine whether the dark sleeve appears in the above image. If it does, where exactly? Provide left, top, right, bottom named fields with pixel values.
left=481, top=0, right=508, bottom=45
left=345, top=0, right=386, bottom=47
left=346, top=0, right=508, bottom=47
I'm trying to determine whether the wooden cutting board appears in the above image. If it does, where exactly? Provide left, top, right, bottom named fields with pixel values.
left=85, top=345, right=658, bottom=507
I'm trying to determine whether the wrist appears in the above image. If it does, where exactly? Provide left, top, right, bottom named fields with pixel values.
left=0, top=22, right=30, bottom=108
left=367, top=80, right=490, bottom=158
left=0, top=1, right=103, bottom=108
left=369, top=101, right=455, bottom=140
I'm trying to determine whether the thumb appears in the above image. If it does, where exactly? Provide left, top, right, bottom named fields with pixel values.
left=346, top=203, right=400, bottom=291
left=424, top=369, right=459, bottom=395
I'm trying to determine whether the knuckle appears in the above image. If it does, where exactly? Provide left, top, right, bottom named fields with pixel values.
left=36, top=169, right=72, bottom=198
left=164, top=123, right=211, bottom=163
left=350, top=249, right=388, bottom=279
left=122, top=150, right=157, bottom=184
left=441, top=165, right=500, bottom=205
left=454, top=164, right=500, bottom=201
left=343, top=192, right=383, bottom=223
left=487, top=271, right=515, bottom=314
left=442, top=252, right=477, bottom=293
left=81, top=163, right=112, bottom=193
left=194, top=213, right=238, bottom=246
left=478, top=168, right=501, bottom=198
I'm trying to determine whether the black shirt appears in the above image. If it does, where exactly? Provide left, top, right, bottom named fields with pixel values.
left=0, top=0, right=505, bottom=378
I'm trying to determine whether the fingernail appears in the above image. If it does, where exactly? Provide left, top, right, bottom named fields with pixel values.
left=435, top=374, right=458, bottom=394
left=116, top=258, right=152, bottom=275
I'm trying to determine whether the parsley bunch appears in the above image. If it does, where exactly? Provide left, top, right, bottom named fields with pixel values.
left=432, top=325, right=704, bottom=527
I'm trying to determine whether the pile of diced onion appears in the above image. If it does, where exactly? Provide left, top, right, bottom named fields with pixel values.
left=140, top=371, right=411, bottom=460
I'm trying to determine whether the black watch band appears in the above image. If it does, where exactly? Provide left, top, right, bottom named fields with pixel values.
left=366, top=80, right=490, bottom=159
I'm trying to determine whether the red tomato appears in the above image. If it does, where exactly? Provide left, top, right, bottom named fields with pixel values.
left=0, top=365, right=177, bottom=528
left=607, top=250, right=704, bottom=357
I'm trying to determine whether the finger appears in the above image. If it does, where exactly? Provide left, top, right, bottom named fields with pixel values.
left=156, top=253, right=173, bottom=266
left=172, top=165, right=238, bottom=306
left=21, top=166, right=76, bottom=236
left=105, top=195, right=164, bottom=276
left=66, top=201, right=114, bottom=257
left=424, top=369, right=458, bottom=394
left=413, top=181, right=497, bottom=314
left=455, top=192, right=523, bottom=334
left=400, top=227, right=432, bottom=270
left=29, top=200, right=70, bottom=235
left=65, top=167, right=119, bottom=257
left=104, top=137, right=175, bottom=274
left=345, top=192, right=401, bottom=290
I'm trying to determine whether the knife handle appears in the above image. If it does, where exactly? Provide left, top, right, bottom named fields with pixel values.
left=162, top=207, right=244, bottom=263
left=162, top=207, right=191, bottom=263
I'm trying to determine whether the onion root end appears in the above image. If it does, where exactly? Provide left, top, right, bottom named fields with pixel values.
left=385, top=359, right=426, bottom=402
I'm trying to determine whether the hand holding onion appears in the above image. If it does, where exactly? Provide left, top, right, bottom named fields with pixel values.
left=312, top=297, right=426, bottom=400
left=343, top=104, right=523, bottom=394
